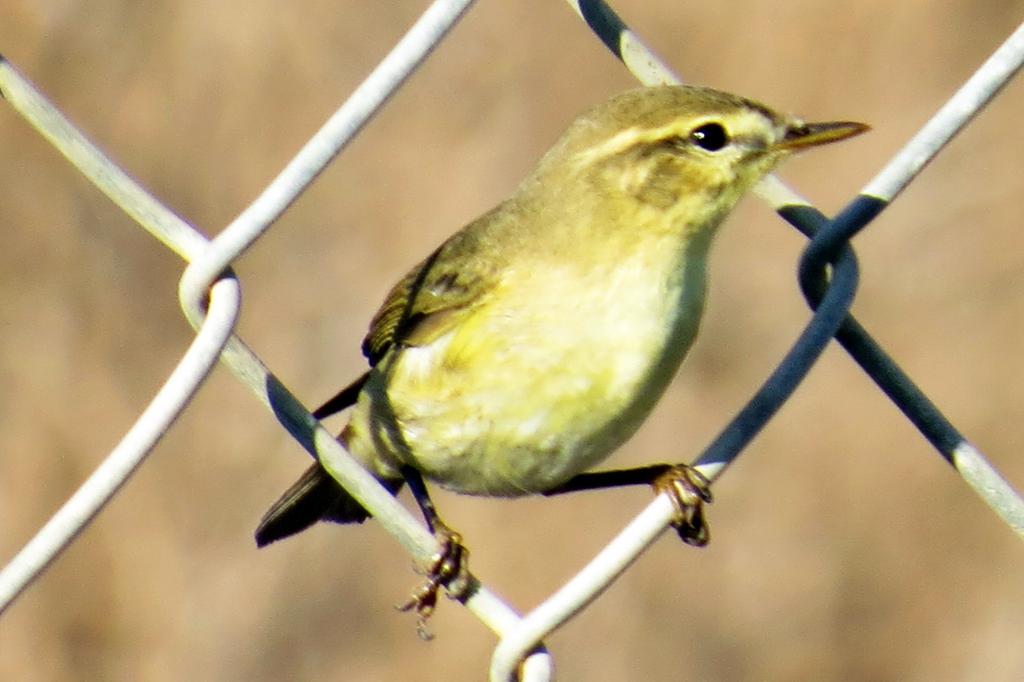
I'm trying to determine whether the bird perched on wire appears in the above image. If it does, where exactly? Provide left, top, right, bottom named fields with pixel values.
left=256, top=84, right=867, bottom=628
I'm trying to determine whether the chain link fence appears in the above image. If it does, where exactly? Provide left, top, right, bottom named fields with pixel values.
left=2, top=1, right=1022, bottom=680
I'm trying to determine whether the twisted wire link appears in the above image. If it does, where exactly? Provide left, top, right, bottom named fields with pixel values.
left=0, top=56, right=235, bottom=614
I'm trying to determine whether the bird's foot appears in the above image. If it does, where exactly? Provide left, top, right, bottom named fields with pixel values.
left=653, top=464, right=713, bottom=547
left=397, top=522, right=473, bottom=640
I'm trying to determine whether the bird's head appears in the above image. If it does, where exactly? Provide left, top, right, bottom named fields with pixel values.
left=532, top=85, right=867, bottom=229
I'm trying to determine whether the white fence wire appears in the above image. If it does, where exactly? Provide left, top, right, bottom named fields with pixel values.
left=2, top=2, right=1022, bottom=680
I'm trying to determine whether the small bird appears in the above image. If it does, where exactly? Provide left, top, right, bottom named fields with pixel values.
left=256, top=84, right=866, bottom=618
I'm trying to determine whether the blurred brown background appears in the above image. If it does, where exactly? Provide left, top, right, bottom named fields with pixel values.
left=2, top=1, right=1023, bottom=680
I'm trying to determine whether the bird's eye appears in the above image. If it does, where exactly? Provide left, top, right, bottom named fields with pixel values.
left=689, top=123, right=729, bottom=152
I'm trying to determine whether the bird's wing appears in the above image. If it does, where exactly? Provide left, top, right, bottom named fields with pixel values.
left=361, top=204, right=509, bottom=366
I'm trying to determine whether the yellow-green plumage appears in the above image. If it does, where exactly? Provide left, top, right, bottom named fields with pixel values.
left=256, top=84, right=867, bottom=544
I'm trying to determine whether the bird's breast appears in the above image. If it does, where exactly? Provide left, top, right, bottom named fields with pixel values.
left=349, top=233, right=713, bottom=495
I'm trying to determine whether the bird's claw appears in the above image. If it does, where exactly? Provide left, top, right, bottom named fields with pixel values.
left=397, top=524, right=472, bottom=640
left=653, top=464, right=713, bottom=547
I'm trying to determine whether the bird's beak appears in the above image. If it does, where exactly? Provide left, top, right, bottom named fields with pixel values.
left=775, top=120, right=870, bottom=151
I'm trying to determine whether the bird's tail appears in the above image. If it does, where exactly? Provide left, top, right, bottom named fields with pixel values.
left=254, top=462, right=403, bottom=547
